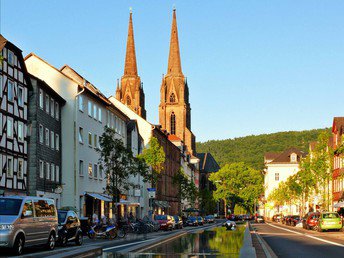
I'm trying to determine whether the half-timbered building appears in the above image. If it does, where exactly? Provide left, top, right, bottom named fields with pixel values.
left=0, top=35, right=32, bottom=196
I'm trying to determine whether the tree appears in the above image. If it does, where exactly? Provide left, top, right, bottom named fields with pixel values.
left=138, top=136, right=165, bottom=186
left=98, top=127, right=147, bottom=221
left=209, top=162, right=263, bottom=213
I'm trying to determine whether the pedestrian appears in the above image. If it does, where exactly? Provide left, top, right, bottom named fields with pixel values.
left=92, top=210, right=99, bottom=225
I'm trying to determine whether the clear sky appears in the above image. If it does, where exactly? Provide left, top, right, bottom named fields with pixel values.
left=2, top=1, right=344, bottom=142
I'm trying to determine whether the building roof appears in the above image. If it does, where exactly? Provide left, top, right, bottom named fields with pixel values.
left=268, top=147, right=305, bottom=164
left=168, top=134, right=182, bottom=142
left=264, top=152, right=281, bottom=161
left=29, top=73, right=66, bottom=105
left=196, top=153, right=220, bottom=173
left=333, top=117, right=344, bottom=134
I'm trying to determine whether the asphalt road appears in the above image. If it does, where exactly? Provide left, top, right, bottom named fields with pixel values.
left=253, top=222, right=344, bottom=258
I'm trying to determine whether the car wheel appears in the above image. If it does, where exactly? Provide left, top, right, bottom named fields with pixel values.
left=60, top=235, right=67, bottom=247
left=75, top=232, right=83, bottom=246
left=13, top=235, right=25, bottom=256
left=317, top=226, right=322, bottom=232
left=117, top=228, right=126, bottom=238
left=46, top=233, right=56, bottom=250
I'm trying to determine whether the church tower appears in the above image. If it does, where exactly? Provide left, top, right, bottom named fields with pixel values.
left=116, top=10, right=146, bottom=119
left=159, top=9, right=196, bottom=154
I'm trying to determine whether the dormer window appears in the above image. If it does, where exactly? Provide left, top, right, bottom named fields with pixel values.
left=290, top=153, right=297, bottom=162
left=170, top=93, right=176, bottom=103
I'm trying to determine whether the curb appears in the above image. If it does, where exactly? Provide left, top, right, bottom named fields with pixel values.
left=239, top=222, right=256, bottom=258
left=250, top=222, right=278, bottom=258
left=21, top=245, right=103, bottom=258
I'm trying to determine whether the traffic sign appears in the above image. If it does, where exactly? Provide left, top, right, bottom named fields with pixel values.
left=147, top=188, right=156, bottom=192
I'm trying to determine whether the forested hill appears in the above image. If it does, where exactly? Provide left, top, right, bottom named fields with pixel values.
left=196, top=128, right=330, bottom=171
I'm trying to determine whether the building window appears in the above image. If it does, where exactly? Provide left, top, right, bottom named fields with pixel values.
left=88, top=133, right=92, bottom=146
left=78, top=96, right=83, bottom=112
left=290, top=153, right=297, bottom=162
left=56, top=165, right=60, bottom=182
left=51, top=164, right=55, bottom=181
left=88, top=101, right=92, bottom=117
left=99, top=166, right=103, bottom=179
left=275, top=173, right=279, bottom=181
left=94, top=134, right=97, bottom=148
left=8, top=50, right=14, bottom=66
left=79, top=160, right=84, bottom=176
left=46, top=162, right=50, bottom=180
left=170, top=93, right=175, bottom=103
left=79, top=127, right=83, bottom=143
left=0, top=75, right=2, bottom=98
left=93, top=105, right=97, bottom=119
left=45, top=94, right=49, bottom=113
left=56, top=134, right=59, bottom=151
left=45, top=128, right=50, bottom=146
left=39, top=89, right=43, bottom=109
left=18, top=87, right=24, bottom=106
left=6, top=156, right=13, bottom=178
left=7, top=117, right=13, bottom=138
left=126, top=96, right=131, bottom=105
left=88, top=163, right=92, bottom=178
left=18, top=159, right=24, bottom=179
left=170, top=112, right=176, bottom=135
left=50, top=98, right=54, bottom=117
left=98, top=108, right=102, bottom=122
left=39, top=124, right=44, bottom=143
left=18, top=122, right=24, bottom=142
left=39, top=160, right=44, bottom=178
left=50, top=131, right=54, bottom=149
left=8, top=80, right=14, bottom=102
left=55, top=102, right=59, bottom=120
left=94, top=164, right=98, bottom=178
left=106, top=111, right=110, bottom=127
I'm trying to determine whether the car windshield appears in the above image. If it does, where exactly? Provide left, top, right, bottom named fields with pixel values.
left=173, top=216, right=179, bottom=222
left=322, top=213, right=339, bottom=219
left=198, top=217, right=202, bottom=220
left=155, top=215, right=167, bottom=220
left=188, top=216, right=196, bottom=221
left=58, top=211, right=67, bottom=224
left=0, top=198, right=22, bottom=216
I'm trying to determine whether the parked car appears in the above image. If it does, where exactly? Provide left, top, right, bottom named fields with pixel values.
left=317, top=212, right=342, bottom=232
left=197, top=216, right=204, bottom=225
left=304, top=212, right=320, bottom=230
left=173, top=216, right=183, bottom=229
left=204, top=215, right=215, bottom=223
left=255, top=215, right=265, bottom=223
left=186, top=216, right=198, bottom=226
left=289, top=215, right=301, bottom=226
left=282, top=215, right=290, bottom=225
left=154, top=215, right=174, bottom=231
left=0, top=196, right=58, bottom=255
left=57, top=209, right=83, bottom=246
left=272, top=214, right=283, bottom=223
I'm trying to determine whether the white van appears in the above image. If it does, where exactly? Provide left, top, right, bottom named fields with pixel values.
left=0, top=196, right=58, bottom=255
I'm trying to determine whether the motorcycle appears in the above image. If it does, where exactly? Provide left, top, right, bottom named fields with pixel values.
left=88, top=222, right=124, bottom=239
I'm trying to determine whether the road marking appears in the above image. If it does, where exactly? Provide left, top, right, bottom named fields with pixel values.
left=103, top=239, right=155, bottom=251
left=265, top=223, right=344, bottom=248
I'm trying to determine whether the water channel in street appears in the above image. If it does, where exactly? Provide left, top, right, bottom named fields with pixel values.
left=104, top=225, right=245, bottom=258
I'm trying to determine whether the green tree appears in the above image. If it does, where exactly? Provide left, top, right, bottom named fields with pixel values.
left=199, top=188, right=217, bottom=215
left=209, top=162, right=263, bottom=213
left=98, top=127, right=147, bottom=220
left=138, top=136, right=165, bottom=186
left=173, top=168, right=199, bottom=213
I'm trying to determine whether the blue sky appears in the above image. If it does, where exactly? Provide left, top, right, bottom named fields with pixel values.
left=2, top=1, right=344, bottom=142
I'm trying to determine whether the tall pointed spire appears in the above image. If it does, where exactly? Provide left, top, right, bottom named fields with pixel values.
left=124, top=8, right=138, bottom=76
left=167, top=8, right=183, bottom=76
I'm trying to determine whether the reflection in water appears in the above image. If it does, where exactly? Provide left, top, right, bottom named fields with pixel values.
left=104, top=226, right=245, bottom=258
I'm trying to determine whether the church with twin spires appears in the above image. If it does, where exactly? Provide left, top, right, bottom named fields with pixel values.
left=116, top=9, right=196, bottom=155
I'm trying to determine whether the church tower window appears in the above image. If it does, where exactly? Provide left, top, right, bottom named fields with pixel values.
left=126, top=96, right=131, bottom=106
left=170, top=93, right=176, bottom=103
left=171, top=112, right=176, bottom=135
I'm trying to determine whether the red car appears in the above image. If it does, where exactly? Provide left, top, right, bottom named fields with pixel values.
left=304, top=212, right=320, bottom=230
left=154, top=215, right=174, bottom=231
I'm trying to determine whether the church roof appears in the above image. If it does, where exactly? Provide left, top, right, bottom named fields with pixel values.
left=167, top=9, right=183, bottom=76
left=124, top=10, right=138, bottom=76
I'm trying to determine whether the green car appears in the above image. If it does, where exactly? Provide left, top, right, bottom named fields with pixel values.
left=317, top=212, right=342, bottom=232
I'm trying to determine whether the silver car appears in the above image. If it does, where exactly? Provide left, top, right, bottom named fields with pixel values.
left=0, top=196, right=58, bottom=255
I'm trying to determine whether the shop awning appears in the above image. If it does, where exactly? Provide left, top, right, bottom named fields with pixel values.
left=161, top=201, right=170, bottom=208
left=86, top=193, right=112, bottom=202
left=334, top=202, right=344, bottom=208
left=153, top=200, right=170, bottom=208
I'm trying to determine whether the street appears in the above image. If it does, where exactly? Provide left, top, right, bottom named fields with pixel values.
left=252, top=222, right=344, bottom=258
